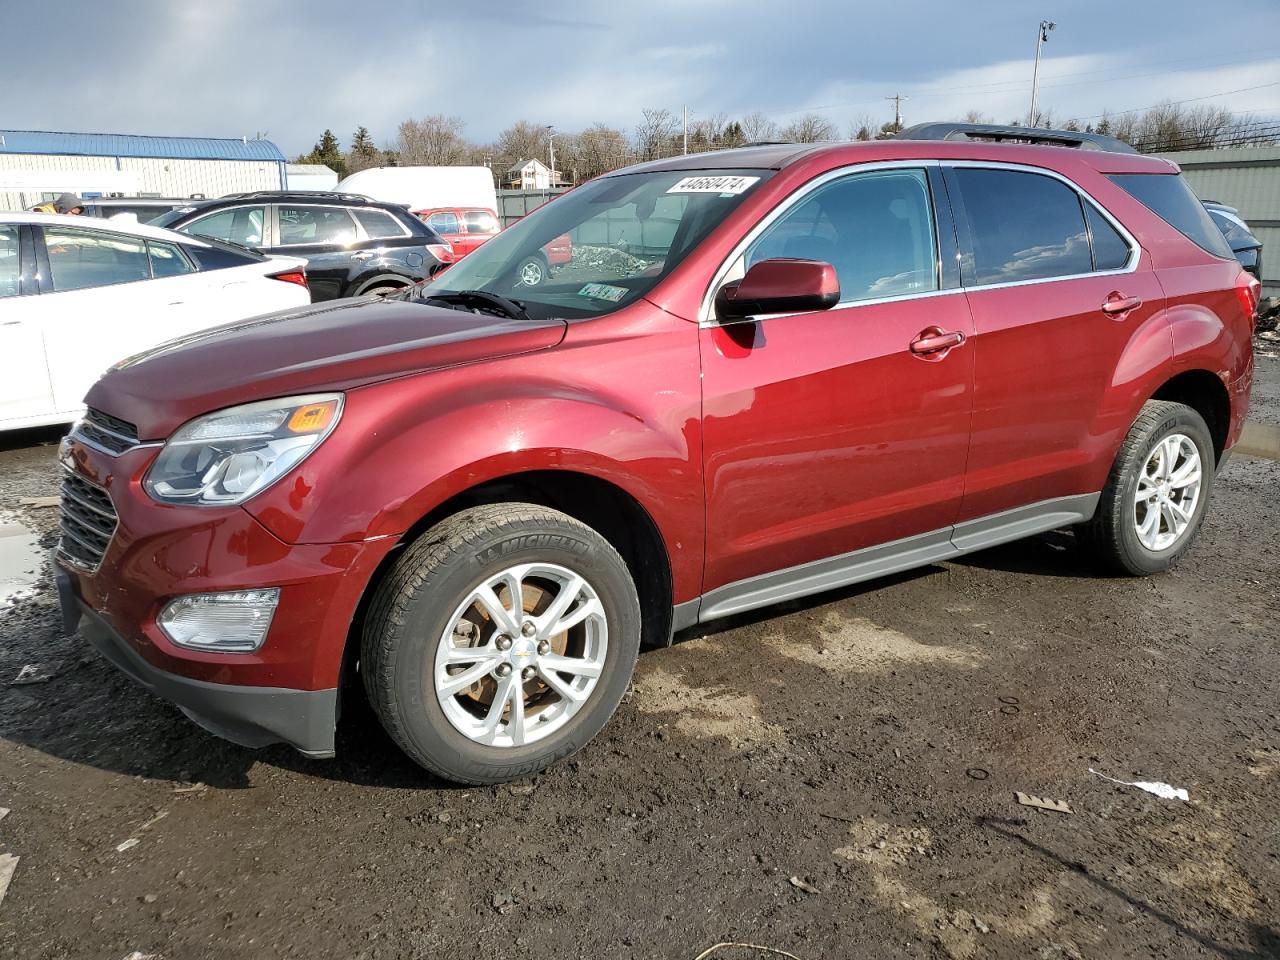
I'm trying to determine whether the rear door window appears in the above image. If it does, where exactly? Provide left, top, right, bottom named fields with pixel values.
left=0, top=225, right=19, bottom=298
left=43, top=226, right=151, bottom=292
left=1109, top=173, right=1233, bottom=259
left=352, top=208, right=408, bottom=239
left=746, top=167, right=939, bottom=303
left=276, top=205, right=358, bottom=246
left=184, top=206, right=266, bottom=247
left=951, top=168, right=1092, bottom=285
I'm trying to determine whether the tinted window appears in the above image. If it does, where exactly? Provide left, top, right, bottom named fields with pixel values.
left=464, top=211, right=500, bottom=234
left=185, top=206, right=266, bottom=247
left=747, top=168, right=938, bottom=303
left=352, top=208, right=406, bottom=239
left=277, top=205, right=357, bottom=245
left=147, top=240, right=193, bottom=278
left=427, top=211, right=461, bottom=234
left=1109, top=174, right=1233, bottom=259
left=185, top=242, right=260, bottom=271
left=44, top=226, right=150, bottom=292
left=1083, top=203, right=1131, bottom=271
left=0, top=225, right=19, bottom=298
left=954, top=169, right=1092, bottom=284
left=1206, top=209, right=1257, bottom=249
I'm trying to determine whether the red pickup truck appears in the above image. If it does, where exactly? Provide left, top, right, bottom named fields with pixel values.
left=416, top=205, right=571, bottom=284
left=58, top=126, right=1257, bottom=785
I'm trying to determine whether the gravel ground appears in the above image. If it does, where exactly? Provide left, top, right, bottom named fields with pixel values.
left=0, top=357, right=1277, bottom=960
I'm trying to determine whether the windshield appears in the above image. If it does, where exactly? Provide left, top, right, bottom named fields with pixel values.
left=422, top=169, right=770, bottom=320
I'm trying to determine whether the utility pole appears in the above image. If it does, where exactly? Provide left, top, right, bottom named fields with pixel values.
left=545, top=125, right=556, bottom=187
left=683, top=105, right=689, bottom=155
left=885, top=93, right=907, bottom=133
left=1029, top=20, right=1056, bottom=127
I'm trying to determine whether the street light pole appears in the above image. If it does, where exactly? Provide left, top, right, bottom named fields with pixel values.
left=1028, top=20, right=1056, bottom=127
left=546, top=125, right=555, bottom=187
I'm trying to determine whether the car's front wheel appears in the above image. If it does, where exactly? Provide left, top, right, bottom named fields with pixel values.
left=361, top=504, right=641, bottom=784
left=515, top=254, right=548, bottom=287
left=1079, top=400, right=1215, bottom=575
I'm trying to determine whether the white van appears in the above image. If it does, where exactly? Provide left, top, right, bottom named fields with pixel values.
left=335, top=166, right=497, bottom=215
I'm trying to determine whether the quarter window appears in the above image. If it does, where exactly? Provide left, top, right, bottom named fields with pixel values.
left=44, top=227, right=150, bottom=292
left=746, top=168, right=939, bottom=303
left=276, top=205, right=358, bottom=246
left=952, top=168, right=1093, bottom=285
left=1108, top=173, right=1234, bottom=259
left=185, top=206, right=266, bottom=247
left=352, top=208, right=407, bottom=239
left=147, top=240, right=193, bottom=278
left=0, top=225, right=19, bottom=298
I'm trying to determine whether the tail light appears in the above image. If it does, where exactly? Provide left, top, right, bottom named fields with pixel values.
left=270, top=269, right=309, bottom=289
left=1235, top=271, right=1261, bottom=320
left=427, top=243, right=455, bottom=264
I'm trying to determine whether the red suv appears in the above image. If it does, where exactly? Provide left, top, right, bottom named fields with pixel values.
left=56, top=124, right=1258, bottom=785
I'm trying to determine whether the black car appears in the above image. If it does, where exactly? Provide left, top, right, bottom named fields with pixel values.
left=1203, top=201, right=1262, bottom=284
left=151, top=192, right=451, bottom=301
left=80, top=198, right=196, bottom=223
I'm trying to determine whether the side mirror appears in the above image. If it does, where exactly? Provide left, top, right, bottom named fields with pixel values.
left=716, top=258, right=840, bottom=319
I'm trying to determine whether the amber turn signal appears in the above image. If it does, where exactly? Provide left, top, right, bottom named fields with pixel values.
left=287, top=400, right=339, bottom=434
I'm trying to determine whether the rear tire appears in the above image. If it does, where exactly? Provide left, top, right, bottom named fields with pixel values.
left=361, top=504, right=641, bottom=784
left=1078, top=400, right=1215, bottom=575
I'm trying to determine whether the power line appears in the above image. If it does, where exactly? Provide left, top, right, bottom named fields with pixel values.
left=1070, top=80, right=1280, bottom=120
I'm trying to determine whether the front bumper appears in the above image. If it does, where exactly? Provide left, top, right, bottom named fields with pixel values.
left=62, top=570, right=338, bottom=756
left=57, top=436, right=398, bottom=758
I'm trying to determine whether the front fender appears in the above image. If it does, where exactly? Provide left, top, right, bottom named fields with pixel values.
left=243, top=311, right=704, bottom=599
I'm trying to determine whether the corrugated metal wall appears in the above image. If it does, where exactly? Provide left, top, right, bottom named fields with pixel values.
left=0, top=154, right=283, bottom=211
left=1155, top=146, right=1280, bottom=298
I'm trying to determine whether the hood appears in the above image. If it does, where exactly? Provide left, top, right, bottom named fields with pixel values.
left=86, top=297, right=567, bottom=439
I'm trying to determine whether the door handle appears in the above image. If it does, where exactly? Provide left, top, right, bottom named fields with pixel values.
left=910, top=328, right=966, bottom=356
left=1101, top=293, right=1142, bottom=317
left=351, top=251, right=374, bottom=261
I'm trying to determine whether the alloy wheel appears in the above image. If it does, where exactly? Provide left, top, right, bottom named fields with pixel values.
left=1133, top=433, right=1202, bottom=551
left=434, top=563, right=607, bottom=747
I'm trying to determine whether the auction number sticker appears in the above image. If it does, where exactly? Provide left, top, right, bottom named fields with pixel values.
left=667, top=175, right=760, bottom=195
left=579, top=282, right=628, bottom=302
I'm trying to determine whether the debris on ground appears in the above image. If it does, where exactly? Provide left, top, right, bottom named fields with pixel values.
left=788, top=875, right=820, bottom=895
left=1089, top=768, right=1189, bottom=801
left=18, top=496, right=60, bottom=508
left=507, top=783, right=536, bottom=797
left=692, top=944, right=804, bottom=960
left=0, top=853, right=18, bottom=909
left=490, top=891, right=515, bottom=914
left=0, top=808, right=9, bottom=824
left=115, top=838, right=140, bottom=853
left=1014, top=792, right=1073, bottom=814
left=10, top=664, right=55, bottom=685
left=172, top=783, right=207, bottom=795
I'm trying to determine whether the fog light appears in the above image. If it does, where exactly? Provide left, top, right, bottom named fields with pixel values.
left=157, top=589, right=280, bottom=653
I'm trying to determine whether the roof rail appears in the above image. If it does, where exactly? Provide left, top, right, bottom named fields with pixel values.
left=218, top=190, right=376, bottom=202
left=896, top=122, right=1137, bottom=155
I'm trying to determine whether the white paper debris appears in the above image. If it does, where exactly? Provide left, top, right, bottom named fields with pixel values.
left=1089, top=768, right=1189, bottom=801
left=0, top=853, right=18, bottom=908
left=116, top=838, right=140, bottom=853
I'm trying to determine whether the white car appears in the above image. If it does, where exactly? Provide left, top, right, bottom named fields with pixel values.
left=0, top=212, right=310, bottom=431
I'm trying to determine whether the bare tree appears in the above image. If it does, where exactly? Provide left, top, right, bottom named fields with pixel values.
left=780, top=113, right=837, bottom=143
left=574, top=123, right=631, bottom=180
left=962, top=110, right=993, bottom=124
left=635, top=108, right=680, bottom=160
left=848, top=113, right=877, bottom=141
left=741, top=111, right=778, bottom=143
left=396, top=115, right=468, bottom=165
left=495, top=120, right=552, bottom=171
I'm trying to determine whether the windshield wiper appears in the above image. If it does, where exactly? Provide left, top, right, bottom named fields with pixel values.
left=418, top=289, right=532, bottom=322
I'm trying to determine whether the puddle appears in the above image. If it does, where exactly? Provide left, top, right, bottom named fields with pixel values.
left=1236, top=421, right=1280, bottom=461
left=0, top=510, right=45, bottom=606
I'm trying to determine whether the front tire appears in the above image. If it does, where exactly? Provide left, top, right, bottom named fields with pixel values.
left=515, top=254, right=548, bottom=287
left=361, top=504, right=641, bottom=784
left=1079, top=400, right=1215, bottom=575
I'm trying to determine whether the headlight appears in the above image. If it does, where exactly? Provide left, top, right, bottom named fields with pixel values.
left=144, top=394, right=343, bottom=506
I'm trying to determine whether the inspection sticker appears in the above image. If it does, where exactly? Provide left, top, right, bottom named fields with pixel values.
left=579, top=282, right=628, bottom=302
left=666, top=175, right=760, bottom=195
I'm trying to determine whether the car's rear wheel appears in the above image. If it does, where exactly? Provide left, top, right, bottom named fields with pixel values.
left=1079, top=400, right=1215, bottom=575
left=515, top=254, right=547, bottom=287
left=361, top=504, right=640, bottom=784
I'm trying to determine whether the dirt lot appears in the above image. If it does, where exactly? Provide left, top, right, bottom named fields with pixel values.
left=1, top=357, right=1278, bottom=960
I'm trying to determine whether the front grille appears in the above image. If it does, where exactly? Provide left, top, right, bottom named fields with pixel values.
left=74, top=407, right=140, bottom=456
left=57, top=471, right=118, bottom=572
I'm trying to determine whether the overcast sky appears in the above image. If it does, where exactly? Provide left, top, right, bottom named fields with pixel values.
left=5, top=0, right=1279, bottom=156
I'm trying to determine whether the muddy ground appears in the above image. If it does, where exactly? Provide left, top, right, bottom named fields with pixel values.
left=1, top=358, right=1278, bottom=960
